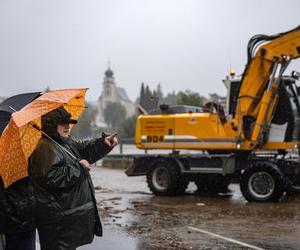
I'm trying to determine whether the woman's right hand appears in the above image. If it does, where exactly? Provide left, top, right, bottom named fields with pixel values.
left=79, top=159, right=91, bottom=171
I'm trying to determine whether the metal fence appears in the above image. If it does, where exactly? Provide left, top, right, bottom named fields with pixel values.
left=112, top=138, right=150, bottom=155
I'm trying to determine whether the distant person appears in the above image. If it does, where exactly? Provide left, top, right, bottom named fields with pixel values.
left=28, top=107, right=118, bottom=250
left=0, top=180, right=5, bottom=250
left=0, top=176, right=36, bottom=250
left=0, top=235, right=4, bottom=250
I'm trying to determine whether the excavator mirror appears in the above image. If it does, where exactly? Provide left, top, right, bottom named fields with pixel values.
left=292, top=70, right=300, bottom=79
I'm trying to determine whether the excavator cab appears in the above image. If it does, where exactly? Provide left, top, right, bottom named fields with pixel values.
left=223, top=75, right=242, bottom=118
left=272, top=74, right=300, bottom=142
left=223, top=72, right=300, bottom=143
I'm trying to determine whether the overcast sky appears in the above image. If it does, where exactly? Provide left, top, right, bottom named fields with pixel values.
left=0, top=0, right=300, bottom=102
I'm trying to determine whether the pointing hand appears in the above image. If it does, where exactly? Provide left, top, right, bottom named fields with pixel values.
left=104, top=132, right=118, bottom=148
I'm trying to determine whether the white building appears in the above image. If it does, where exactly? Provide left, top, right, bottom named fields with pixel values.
left=95, top=67, right=136, bottom=127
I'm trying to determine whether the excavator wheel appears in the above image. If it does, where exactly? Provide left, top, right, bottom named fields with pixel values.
left=240, top=162, right=284, bottom=202
left=146, top=159, right=188, bottom=196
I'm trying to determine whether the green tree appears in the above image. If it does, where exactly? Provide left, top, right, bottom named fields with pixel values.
left=156, top=83, right=163, bottom=105
left=177, top=90, right=207, bottom=106
left=118, top=115, right=137, bottom=138
left=71, top=102, right=97, bottom=138
left=104, top=102, right=126, bottom=130
left=163, top=90, right=177, bottom=106
left=135, top=82, right=145, bottom=105
left=145, top=85, right=151, bottom=98
left=140, top=82, right=145, bottom=100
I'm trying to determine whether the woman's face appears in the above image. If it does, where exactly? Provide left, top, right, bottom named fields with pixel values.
left=57, top=123, right=70, bottom=138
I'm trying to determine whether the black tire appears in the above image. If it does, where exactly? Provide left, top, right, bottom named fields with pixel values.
left=176, top=177, right=189, bottom=195
left=146, top=159, right=187, bottom=196
left=286, top=183, right=300, bottom=194
left=240, top=162, right=284, bottom=202
left=195, top=174, right=230, bottom=194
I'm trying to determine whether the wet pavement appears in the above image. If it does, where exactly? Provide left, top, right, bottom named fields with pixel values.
left=79, top=166, right=300, bottom=250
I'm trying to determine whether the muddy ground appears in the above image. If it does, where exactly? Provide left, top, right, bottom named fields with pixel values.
left=79, top=166, right=300, bottom=250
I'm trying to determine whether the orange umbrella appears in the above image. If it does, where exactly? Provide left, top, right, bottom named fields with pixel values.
left=0, top=88, right=87, bottom=188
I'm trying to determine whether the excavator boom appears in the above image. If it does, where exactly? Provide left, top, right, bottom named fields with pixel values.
left=236, top=26, right=300, bottom=148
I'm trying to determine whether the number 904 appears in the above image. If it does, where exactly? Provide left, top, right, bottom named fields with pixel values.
left=146, top=135, right=164, bottom=143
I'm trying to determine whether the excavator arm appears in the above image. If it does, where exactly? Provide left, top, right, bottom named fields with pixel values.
left=236, top=26, right=300, bottom=148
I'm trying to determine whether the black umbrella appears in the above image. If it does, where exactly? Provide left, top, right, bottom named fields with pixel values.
left=0, top=92, right=41, bottom=135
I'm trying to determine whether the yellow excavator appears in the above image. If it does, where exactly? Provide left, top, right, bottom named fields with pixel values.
left=126, top=26, right=300, bottom=202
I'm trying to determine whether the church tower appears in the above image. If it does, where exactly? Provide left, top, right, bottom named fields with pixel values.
left=100, top=67, right=117, bottom=109
left=95, top=66, right=136, bottom=128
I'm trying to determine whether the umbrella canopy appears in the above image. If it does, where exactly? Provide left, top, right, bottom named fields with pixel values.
left=0, top=88, right=87, bottom=188
left=0, top=92, right=41, bottom=134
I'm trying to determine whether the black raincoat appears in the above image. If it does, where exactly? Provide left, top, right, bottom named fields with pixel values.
left=0, top=179, right=5, bottom=233
left=0, top=177, right=35, bottom=234
left=28, top=124, right=111, bottom=249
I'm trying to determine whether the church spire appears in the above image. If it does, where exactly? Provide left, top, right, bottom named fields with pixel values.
left=105, top=61, right=114, bottom=78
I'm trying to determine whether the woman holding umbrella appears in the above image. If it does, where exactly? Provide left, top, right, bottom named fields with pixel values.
left=0, top=92, right=41, bottom=250
left=28, top=106, right=117, bottom=250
